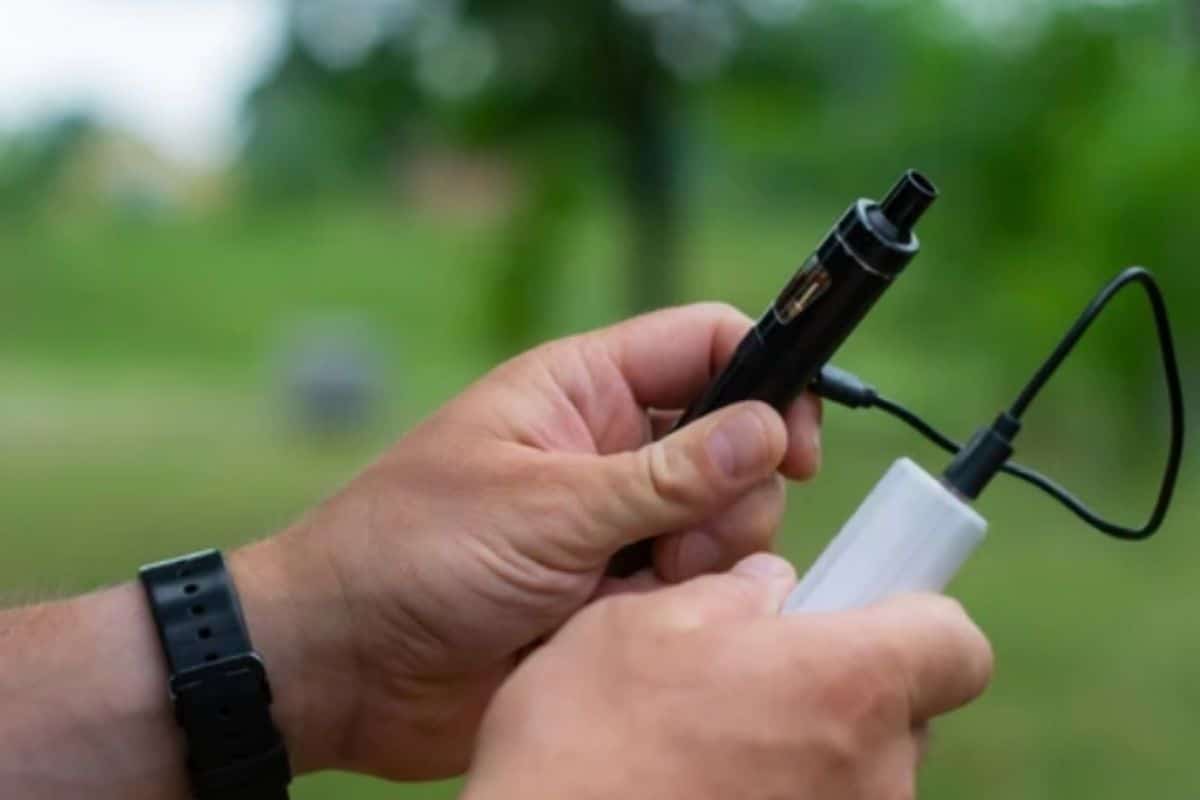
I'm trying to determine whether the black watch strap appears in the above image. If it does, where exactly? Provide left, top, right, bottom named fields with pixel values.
left=140, top=549, right=292, bottom=800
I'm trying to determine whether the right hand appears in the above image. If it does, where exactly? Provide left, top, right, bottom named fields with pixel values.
left=463, top=553, right=994, bottom=800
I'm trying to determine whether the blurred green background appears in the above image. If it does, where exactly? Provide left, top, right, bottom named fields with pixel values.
left=2, top=0, right=1198, bottom=797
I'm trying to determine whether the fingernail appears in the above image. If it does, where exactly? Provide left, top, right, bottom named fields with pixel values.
left=732, top=553, right=795, bottom=583
left=675, top=531, right=722, bottom=577
left=707, top=408, right=770, bottom=479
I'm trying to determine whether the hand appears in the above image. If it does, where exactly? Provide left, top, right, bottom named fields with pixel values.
left=463, top=554, right=994, bottom=800
left=241, top=303, right=823, bottom=780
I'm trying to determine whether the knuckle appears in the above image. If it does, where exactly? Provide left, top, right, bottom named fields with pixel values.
left=717, top=574, right=771, bottom=614
left=509, top=461, right=601, bottom=543
left=910, top=594, right=971, bottom=632
left=593, top=592, right=642, bottom=626
left=926, top=594, right=968, bottom=621
left=581, top=594, right=646, bottom=643
left=822, top=635, right=908, bottom=730
left=588, top=594, right=704, bottom=679
left=594, top=591, right=681, bottom=638
left=643, top=441, right=697, bottom=508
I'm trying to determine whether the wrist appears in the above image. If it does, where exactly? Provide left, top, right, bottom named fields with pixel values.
left=229, top=531, right=362, bottom=774
left=269, top=483, right=499, bottom=780
left=0, top=537, right=360, bottom=798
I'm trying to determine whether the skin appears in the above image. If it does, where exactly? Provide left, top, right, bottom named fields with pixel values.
left=463, top=554, right=993, bottom=800
left=0, top=303, right=992, bottom=798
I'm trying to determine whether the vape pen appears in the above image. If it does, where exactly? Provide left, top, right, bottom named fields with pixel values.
left=609, top=170, right=939, bottom=577
left=679, top=169, right=936, bottom=425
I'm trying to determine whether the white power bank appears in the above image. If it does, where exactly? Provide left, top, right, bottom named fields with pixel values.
left=783, top=458, right=987, bottom=614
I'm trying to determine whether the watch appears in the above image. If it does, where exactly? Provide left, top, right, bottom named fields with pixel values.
left=139, top=549, right=292, bottom=800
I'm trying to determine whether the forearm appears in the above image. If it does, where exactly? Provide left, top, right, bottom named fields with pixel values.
left=0, top=533, right=357, bottom=798
left=0, top=582, right=189, bottom=798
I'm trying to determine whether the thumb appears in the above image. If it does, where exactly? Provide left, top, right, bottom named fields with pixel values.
left=580, top=402, right=787, bottom=554
left=654, top=553, right=798, bottom=628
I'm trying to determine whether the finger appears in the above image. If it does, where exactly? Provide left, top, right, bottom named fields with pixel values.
left=653, top=475, right=786, bottom=582
left=656, top=392, right=820, bottom=477
left=654, top=553, right=797, bottom=627
left=781, top=392, right=823, bottom=480
left=591, top=568, right=665, bottom=601
left=914, top=723, right=932, bottom=763
left=579, top=402, right=788, bottom=554
left=596, top=303, right=754, bottom=409
left=873, top=737, right=920, bottom=800
left=863, top=594, right=994, bottom=722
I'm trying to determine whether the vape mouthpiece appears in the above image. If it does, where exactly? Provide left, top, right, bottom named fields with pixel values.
left=880, top=169, right=938, bottom=238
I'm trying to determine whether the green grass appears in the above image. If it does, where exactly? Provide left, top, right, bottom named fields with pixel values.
left=1, top=200, right=1195, bottom=798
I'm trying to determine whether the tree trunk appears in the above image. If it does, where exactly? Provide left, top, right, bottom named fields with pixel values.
left=617, top=75, right=682, bottom=314
left=595, top=4, right=683, bottom=314
left=488, top=157, right=578, bottom=356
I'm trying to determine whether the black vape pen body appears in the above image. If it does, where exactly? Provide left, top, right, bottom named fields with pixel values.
left=608, top=170, right=938, bottom=577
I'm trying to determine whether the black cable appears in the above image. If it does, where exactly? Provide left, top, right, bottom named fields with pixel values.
left=1009, top=267, right=1180, bottom=422
left=870, top=395, right=960, bottom=454
left=872, top=396, right=1171, bottom=539
left=813, top=267, right=1185, bottom=541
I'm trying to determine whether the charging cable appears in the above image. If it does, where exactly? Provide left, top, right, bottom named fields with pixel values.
left=812, top=266, right=1184, bottom=541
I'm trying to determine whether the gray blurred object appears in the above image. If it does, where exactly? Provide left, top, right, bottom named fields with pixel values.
left=275, top=314, right=388, bottom=438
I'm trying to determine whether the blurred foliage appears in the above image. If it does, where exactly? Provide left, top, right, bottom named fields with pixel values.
left=0, top=113, right=95, bottom=216
left=235, top=0, right=1200, bottom=387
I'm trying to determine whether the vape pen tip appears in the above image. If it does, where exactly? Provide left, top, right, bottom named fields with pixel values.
left=880, top=169, right=938, bottom=237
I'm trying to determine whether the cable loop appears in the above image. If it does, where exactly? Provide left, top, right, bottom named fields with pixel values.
left=820, top=267, right=1185, bottom=541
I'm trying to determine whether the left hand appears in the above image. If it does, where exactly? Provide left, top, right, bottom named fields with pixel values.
left=238, top=303, right=823, bottom=780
